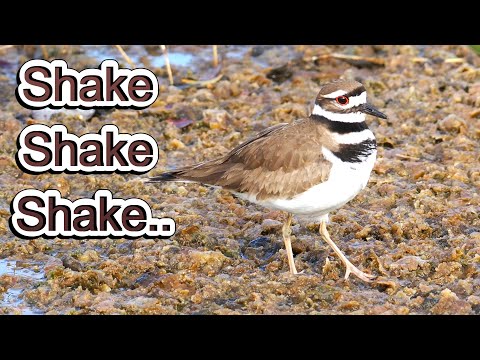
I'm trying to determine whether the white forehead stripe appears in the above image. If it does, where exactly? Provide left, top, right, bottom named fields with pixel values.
left=347, top=91, right=367, bottom=108
left=312, top=104, right=366, bottom=123
left=322, top=90, right=347, bottom=99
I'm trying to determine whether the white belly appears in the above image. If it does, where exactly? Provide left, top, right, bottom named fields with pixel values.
left=235, top=147, right=376, bottom=220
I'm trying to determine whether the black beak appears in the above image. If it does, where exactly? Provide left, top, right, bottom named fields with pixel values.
left=361, top=103, right=388, bottom=119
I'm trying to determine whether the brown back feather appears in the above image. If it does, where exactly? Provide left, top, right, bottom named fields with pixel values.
left=164, top=118, right=334, bottom=200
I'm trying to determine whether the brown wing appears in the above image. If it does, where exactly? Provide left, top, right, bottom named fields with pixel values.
left=151, top=119, right=333, bottom=201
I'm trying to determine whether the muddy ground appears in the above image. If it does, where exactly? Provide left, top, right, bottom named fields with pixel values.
left=0, top=45, right=479, bottom=314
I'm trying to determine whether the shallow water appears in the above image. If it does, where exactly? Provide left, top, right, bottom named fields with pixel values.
left=0, top=259, right=44, bottom=314
left=86, top=45, right=195, bottom=68
left=0, top=259, right=45, bottom=280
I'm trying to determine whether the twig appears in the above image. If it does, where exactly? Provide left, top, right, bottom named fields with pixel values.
left=180, top=72, right=223, bottom=87
left=412, top=57, right=428, bottom=63
left=40, top=45, right=49, bottom=60
left=212, top=45, right=219, bottom=67
left=313, top=53, right=385, bottom=67
left=114, top=45, right=136, bottom=68
left=444, top=58, right=465, bottom=64
left=160, top=45, right=174, bottom=86
left=332, top=53, right=385, bottom=66
left=395, top=154, right=420, bottom=161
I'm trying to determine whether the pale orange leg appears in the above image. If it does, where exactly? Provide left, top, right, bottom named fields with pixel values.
left=282, top=213, right=298, bottom=274
left=319, top=220, right=375, bottom=282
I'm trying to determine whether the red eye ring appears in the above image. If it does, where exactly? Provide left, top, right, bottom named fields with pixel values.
left=336, top=96, right=349, bottom=105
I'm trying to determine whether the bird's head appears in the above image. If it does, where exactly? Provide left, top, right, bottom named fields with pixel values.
left=313, top=80, right=387, bottom=122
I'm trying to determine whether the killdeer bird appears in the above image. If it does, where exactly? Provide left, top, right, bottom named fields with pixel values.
left=148, top=80, right=387, bottom=282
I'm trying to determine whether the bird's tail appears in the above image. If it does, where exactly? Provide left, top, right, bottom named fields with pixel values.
left=146, top=160, right=225, bottom=186
left=146, top=170, right=186, bottom=183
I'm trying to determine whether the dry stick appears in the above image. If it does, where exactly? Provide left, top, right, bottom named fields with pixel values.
left=40, top=45, right=49, bottom=60
left=61, top=45, right=72, bottom=58
left=313, top=53, right=385, bottom=66
left=180, top=72, right=223, bottom=87
left=395, top=154, right=420, bottom=161
left=212, top=45, right=218, bottom=67
left=160, top=45, right=174, bottom=86
left=114, top=45, right=136, bottom=68
left=444, top=58, right=465, bottom=64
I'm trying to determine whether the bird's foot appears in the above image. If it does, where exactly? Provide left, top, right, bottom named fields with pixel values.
left=344, top=262, right=376, bottom=282
left=287, top=267, right=306, bottom=275
left=288, top=264, right=298, bottom=275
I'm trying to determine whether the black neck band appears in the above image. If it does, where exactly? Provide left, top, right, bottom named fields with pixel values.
left=310, top=114, right=368, bottom=134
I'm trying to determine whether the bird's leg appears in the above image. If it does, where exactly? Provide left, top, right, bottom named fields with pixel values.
left=282, top=213, right=298, bottom=275
left=319, top=220, right=376, bottom=282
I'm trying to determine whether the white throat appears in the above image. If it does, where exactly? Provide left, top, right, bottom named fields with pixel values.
left=312, top=104, right=366, bottom=123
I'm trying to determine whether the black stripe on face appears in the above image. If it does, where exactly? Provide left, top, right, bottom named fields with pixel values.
left=314, top=98, right=365, bottom=115
left=333, top=139, right=377, bottom=163
left=340, top=104, right=364, bottom=114
left=311, top=114, right=368, bottom=134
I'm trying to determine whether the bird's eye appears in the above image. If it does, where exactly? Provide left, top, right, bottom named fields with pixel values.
left=335, top=96, right=349, bottom=105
